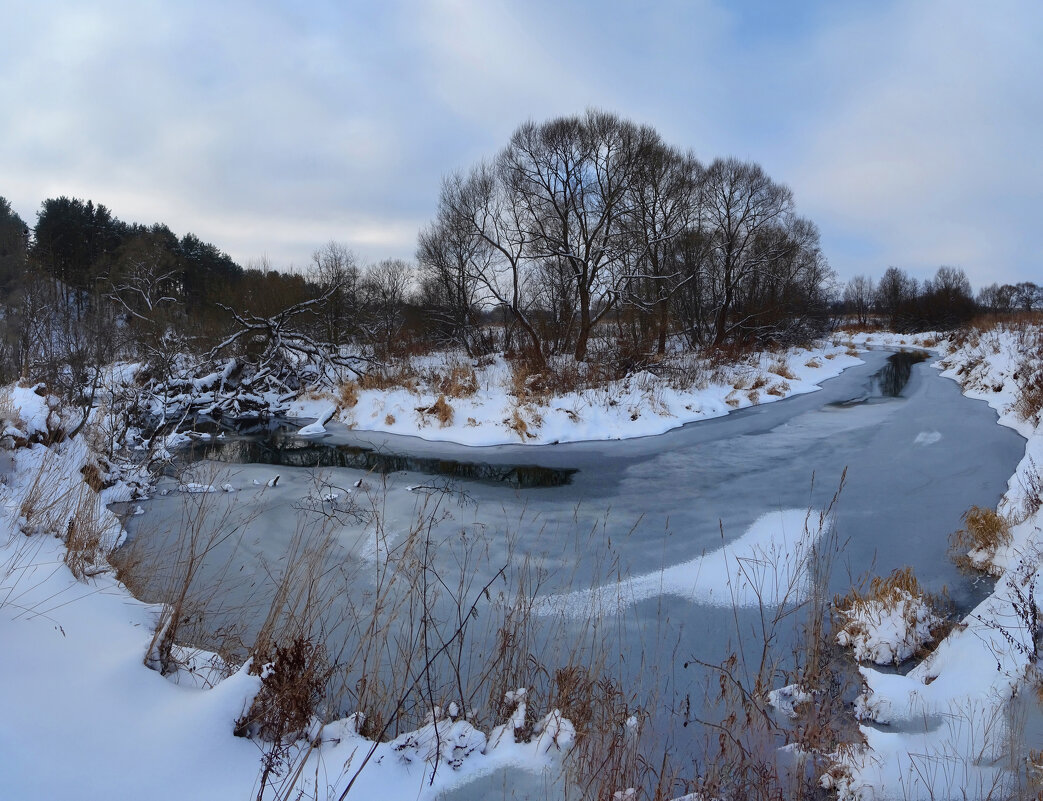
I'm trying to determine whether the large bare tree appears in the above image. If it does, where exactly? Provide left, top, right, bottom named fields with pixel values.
left=701, top=158, right=795, bottom=346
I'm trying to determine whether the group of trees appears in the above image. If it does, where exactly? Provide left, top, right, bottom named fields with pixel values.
left=1, top=109, right=1035, bottom=404
left=842, top=266, right=1040, bottom=332
left=419, top=110, right=833, bottom=365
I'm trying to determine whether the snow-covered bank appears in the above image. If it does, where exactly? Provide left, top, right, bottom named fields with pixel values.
left=0, top=393, right=576, bottom=800
left=826, top=324, right=1043, bottom=800
left=286, top=340, right=866, bottom=446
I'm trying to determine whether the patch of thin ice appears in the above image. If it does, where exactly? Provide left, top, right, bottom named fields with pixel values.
left=536, top=508, right=827, bottom=617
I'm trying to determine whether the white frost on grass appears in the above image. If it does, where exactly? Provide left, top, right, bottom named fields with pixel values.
left=538, top=508, right=827, bottom=617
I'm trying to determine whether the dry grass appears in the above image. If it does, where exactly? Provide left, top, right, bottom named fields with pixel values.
left=506, top=408, right=533, bottom=439
left=1019, top=461, right=1043, bottom=520
left=63, top=484, right=106, bottom=579
left=338, top=380, right=359, bottom=409
left=766, top=382, right=789, bottom=397
left=384, top=414, right=395, bottom=426
left=768, top=357, right=796, bottom=380
left=438, top=365, right=478, bottom=399
left=429, top=395, right=453, bottom=427
left=950, top=505, right=1012, bottom=574
left=17, top=453, right=71, bottom=535
left=358, top=364, right=418, bottom=392
left=833, top=567, right=944, bottom=665
left=1013, top=356, right=1043, bottom=425
left=805, top=359, right=822, bottom=369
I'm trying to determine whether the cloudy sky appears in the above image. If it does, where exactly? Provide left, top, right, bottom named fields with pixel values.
left=1, top=0, right=1040, bottom=287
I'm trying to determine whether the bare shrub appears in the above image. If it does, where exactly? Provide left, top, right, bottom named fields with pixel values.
left=236, top=635, right=330, bottom=741
left=358, top=364, right=418, bottom=392
left=1013, top=355, right=1043, bottom=424
left=950, top=505, right=1012, bottom=574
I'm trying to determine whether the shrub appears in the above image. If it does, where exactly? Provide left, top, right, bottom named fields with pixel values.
left=236, top=636, right=329, bottom=742
left=950, top=505, right=1012, bottom=574
left=834, top=567, right=943, bottom=665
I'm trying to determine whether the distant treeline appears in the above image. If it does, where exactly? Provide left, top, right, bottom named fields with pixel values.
left=840, top=267, right=1041, bottom=332
left=0, top=110, right=1034, bottom=389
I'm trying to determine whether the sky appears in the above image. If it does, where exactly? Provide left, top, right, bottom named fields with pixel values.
left=1, top=0, right=1040, bottom=288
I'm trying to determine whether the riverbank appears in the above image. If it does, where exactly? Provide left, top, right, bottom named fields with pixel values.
left=284, top=339, right=869, bottom=446
left=1, top=325, right=1037, bottom=800
left=826, top=322, right=1043, bottom=799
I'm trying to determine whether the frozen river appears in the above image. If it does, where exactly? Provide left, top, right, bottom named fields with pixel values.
left=123, top=349, right=1025, bottom=794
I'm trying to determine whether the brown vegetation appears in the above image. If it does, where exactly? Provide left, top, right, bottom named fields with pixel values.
left=950, top=505, right=1012, bottom=574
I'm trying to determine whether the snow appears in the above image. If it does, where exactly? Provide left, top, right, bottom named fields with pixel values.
left=537, top=508, right=828, bottom=616
left=297, top=403, right=337, bottom=436
left=826, top=324, right=1043, bottom=799
left=0, top=386, right=577, bottom=801
left=835, top=588, right=941, bottom=666
left=2, top=326, right=1039, bottom=800
left=285, top=342, right=865, bottom=447
left=768, top=684, right=813, bottom=720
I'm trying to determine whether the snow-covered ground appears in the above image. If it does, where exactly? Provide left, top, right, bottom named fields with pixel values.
left=0, top=389, right=576, bottom=800
left=285, top=341, right=866, bottom=446
left=2, top=326, right=1039, bottom=800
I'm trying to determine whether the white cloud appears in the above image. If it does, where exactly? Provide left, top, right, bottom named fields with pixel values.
left=0, top=0, right=1039, bottom=285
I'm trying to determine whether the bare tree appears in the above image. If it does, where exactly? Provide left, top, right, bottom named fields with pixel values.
left=439, top=164, right=549, bottom=364
left=309, top=241, right=360, bottom=346
left=501, top=110, right=651, bottom=361
left=361, top=259, right=413, bottom=358
left=701, top=158, right=795, bottom=346
left=843, top=275, right=875, bottom=326
left=416, top=211, right=486, bottom=354
left=619, top=139, right=703, bottom=354
left=875, top=266, right=918, bottom=328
